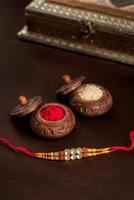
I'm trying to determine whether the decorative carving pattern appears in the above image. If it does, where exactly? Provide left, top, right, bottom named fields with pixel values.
left=18, top=26, right=134, bottom=65
left=31, top=104, right=75, bottom=139
left=70, top=84, right=113, bottom=116
left=27, top=0, right=134, bottom=34
left=18, top=0, right=134, bottom=65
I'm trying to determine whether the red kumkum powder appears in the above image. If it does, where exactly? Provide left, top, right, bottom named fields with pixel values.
left=40, top=105, right=65, bottom=121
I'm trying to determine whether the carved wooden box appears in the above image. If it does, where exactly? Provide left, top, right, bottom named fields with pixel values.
left=18, top=0, right=134, bottom=65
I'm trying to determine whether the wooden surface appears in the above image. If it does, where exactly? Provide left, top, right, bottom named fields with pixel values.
left=0, top=0, right=134, bottom=200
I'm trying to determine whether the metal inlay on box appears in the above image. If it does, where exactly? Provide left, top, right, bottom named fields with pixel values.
left=18, top=0, right=134, bottom=65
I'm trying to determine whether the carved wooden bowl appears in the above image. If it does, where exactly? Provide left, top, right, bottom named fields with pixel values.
left=70, top=84, right=113, bottom=116
left=10, top=96, right=75, bottom=139
left=31, top=103, right=75, bottom=139
left=56, top=75, right=113, bottom=116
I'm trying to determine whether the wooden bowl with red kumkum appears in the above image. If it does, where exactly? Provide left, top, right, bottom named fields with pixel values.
left=10, top=96, right=75, bottom=139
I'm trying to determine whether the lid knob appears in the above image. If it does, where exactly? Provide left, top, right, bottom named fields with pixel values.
left=62, top=75, right=72, bottom=84
left=18, top=96, right=28, bottom=106
left=56, top=75, right=86, bottom=95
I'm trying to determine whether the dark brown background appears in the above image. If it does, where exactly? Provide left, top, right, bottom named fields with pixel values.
left=0, top=0, right=134, bottom=200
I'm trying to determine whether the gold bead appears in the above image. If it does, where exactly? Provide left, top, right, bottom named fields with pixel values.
left=35, top=153, right=43, bottom=158
left=82, top=148, right=88, bottom=153
left=53, top=152, right=59, bottom=157
left=55, top=157, right=59, bottom=160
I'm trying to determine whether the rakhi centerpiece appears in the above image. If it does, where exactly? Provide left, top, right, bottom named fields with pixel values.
left=0, top=131, right=134, bottom=161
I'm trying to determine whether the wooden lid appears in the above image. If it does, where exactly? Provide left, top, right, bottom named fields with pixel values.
left=10, top=96, right=43, bottom=117
left=56, top=74, right=85, bottom=95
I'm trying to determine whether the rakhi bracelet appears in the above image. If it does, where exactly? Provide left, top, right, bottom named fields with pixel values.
left=0, top=131, right=134, bottom=161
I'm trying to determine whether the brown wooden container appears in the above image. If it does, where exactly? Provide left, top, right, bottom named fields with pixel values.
left=56, top=75, right=113, bottom=116
left=10, top=96, right=75, bottom=139
left=18, top=0, right=134, bottom=65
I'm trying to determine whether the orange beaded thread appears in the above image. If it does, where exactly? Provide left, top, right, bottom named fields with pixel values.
left=0, top=131, right=134, bottom=161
